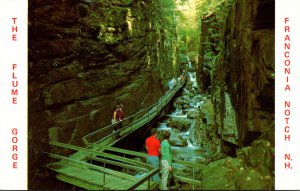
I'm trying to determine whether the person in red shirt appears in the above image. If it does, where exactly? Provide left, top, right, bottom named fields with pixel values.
left=116, top=103, right=124, bottom=129
left=145, top=128, right=161, bottom=183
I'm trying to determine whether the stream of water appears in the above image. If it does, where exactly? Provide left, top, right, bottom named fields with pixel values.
left=155, top=72, right=209, bottom=163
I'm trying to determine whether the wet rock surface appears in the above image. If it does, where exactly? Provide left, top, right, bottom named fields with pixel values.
left=168, top=129, right=188, bottom=147
left=166, top=117, right=191, bottom=132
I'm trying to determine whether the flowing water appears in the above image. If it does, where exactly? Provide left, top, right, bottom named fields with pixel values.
left=155, top=71, right=211, bottom=164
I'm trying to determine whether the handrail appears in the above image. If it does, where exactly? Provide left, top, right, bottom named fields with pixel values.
left=45, top=152, right=136, bottom=181
left=47, top=141, right=153, bottom=169
left=82, top=78, right=186, bottom=146
left=48, top=140, right=205, bottom=169
left=87, top=142, right=205, bottom=168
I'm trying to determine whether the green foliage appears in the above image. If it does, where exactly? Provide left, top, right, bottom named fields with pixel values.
left=179, top=53, right=188, bottom=63
left=197, top=0, right=234, bottom=17
left=175, top=0, right=201, bottom=62
left=199, top=0, right=234, bottom=65
left=153, top=0, right=176, bottom=24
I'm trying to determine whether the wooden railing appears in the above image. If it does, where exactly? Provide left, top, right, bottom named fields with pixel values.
left=82, top=78, right=186, bottom=146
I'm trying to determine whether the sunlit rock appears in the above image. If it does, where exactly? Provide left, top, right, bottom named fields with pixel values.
left=168, top=129, right=188, bottom=147
left=167, top=117, right=192, bottom=132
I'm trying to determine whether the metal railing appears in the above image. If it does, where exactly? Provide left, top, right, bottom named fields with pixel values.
left=82, top=78, right=186, bottom=146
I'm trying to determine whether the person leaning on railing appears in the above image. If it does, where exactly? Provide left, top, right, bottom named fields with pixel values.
left=112, top=104, right=124, bottom=139
left=160, top=130, right=172, bottom=190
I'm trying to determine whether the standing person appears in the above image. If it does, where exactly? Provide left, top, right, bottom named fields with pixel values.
left=114, top=103, right=124, bottom=138
left=145, top=128, right=161, bottom=184
left=116, top=103, right=124, bottom=129
left=112, top=105, right=120, bottom=139
left=160, top=130, right=172, bottom=190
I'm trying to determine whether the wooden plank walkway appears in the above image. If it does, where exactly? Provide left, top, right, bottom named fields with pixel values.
left=47, top=161, right=157, bottom=190
left=45, top=143, right=160, bottom=190
left=45, top=141, right=159, bottom=190
left=46, top=140, right=203, bottom=190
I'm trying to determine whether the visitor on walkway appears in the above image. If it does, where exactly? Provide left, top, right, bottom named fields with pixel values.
left=160, top=130, right=172, bottom=190
left=145, top=128, right=161, bottom=184
left=112, top=103, right=124, bottom=139
left=112, top=105, right=120, bottom=139
left=180, top=69, right=186, bottom=81
left=180, top=74, right=184, bottom=81
left=117, top=103, right=124, bottom=129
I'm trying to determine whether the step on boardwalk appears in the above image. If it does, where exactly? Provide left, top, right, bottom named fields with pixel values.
left=45, top=78, right=203, bottom=190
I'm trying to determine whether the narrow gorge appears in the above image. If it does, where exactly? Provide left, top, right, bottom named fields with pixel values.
left=28, top=0, right=274, bottom=190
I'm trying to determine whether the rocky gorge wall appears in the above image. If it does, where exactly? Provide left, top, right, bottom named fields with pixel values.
left=198, top=0, right=274, bottom=147
left=28, top=0, right=179, bottom=187
left=196, top=0, right=275, bottom=188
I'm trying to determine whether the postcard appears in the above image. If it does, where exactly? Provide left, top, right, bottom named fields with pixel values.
left=0, top=0, right=299, bottom=190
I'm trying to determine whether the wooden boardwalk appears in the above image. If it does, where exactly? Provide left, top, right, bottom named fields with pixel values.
left=45, top=78, right=204, bottom=190
left=46, top=141, right=203, bottom=190
left=46, top=141, right=160, bottom=190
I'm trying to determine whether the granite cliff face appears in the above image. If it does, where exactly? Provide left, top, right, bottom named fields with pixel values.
left=197, top=0, right=274, bottom=147
left=197, top=0, right=275, bottom=188
left=28, top=0, right=179, bottom=186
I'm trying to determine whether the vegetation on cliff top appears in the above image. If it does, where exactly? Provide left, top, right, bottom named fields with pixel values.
left=174, top=0, right=233, bottom=64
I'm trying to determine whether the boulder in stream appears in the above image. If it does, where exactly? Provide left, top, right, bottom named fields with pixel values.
left=168, top=129, right=188, bottom=147
left=167, top=117, right=192, bottom=132
left=187, top=109, right=201, bottom=119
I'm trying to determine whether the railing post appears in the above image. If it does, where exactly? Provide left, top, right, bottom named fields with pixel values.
left=123, top=153, right=125, bottom=173
left=147, top=178, right=150, bottom=190
left=102, top=172, right=105, bottom=190
left=103, top=157, right=106, bottom=187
